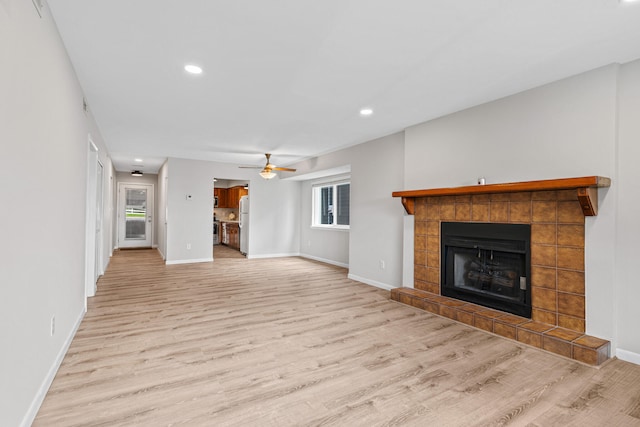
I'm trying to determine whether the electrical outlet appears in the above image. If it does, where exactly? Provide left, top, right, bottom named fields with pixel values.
left=186, top=243, right=191, bottom=250
left=50, top=316, right=55, bottom=336
left=379, top=260, right=385, bottom=270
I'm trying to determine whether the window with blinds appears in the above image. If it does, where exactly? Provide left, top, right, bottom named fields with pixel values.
left=312, top=181, right=350, bottom=228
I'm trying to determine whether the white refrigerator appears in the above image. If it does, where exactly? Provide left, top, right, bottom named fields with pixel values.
left=239, top=195, right=249, bottom=255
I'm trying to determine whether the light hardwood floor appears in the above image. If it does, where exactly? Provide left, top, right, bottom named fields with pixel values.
left=35, top=249, right=640, bottom=426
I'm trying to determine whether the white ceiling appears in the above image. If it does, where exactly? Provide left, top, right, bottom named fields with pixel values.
left=47, top=0, right=640, bottom=174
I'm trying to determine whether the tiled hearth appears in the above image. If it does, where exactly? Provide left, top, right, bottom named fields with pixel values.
left=391, top=177, right=612, bottom=366
left=390, top=287, right=609, bottom=365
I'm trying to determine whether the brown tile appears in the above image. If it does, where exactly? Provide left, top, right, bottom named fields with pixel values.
left=543, top=336, right=572, bottom=358
left=490, top=202, right=509, bottom=222
left=531, top=224, right=556, bottom=245
left=414, top=280, right=430, bottom=292
left=426, top=252, right=439, bottom=268
left=573, top=335, right=609, bottom=349
left=557, top=201, right=584, bottom=224
left=426, top=267, right=439, bottom=285
left=518, top=321, right=555, bottom=333
left=472, top=194, right=491, bottom=203
left=399, top=293, right=422, bottom=308
left=491, top=193, right=510, bottom=202
left=510, top=201, right=532, bottom=223
left=414, top=250, right=427, bottom=266
left=510, top=192, right=532, bottom=202
left=390, top=288, right=402, bottom=301
left=415, top=198, right=427, bottom=217
left=426, top=202, right=440, bottom=220
left=476, top=309, right=505, bottom=320
left=558, top=314, right=585, bottom=333
left=426, top=220, right=440, bottom=236
left=426, top=235, right=440, bottom=252
left=496, top=314, right=529, bottom=326
left=440, top=203, right=455, bottom=221
left=557, top=247, right=584, bottom=271
left=440, top=299, right=467, bottom=308
left=440, top=305, right=457, bottom=320
left=423, top=300, right=440, bottom=314
left=573, top=342, right=610, bottom=365
left=558, top=293, right=585, bottom=319
left=415, top=220, right=428, bottom=235
left=531, top=266, right=557, bottom=289
left=439, top=196, right=456, bottom=204
left=532, top=190, right=558, bottom=201
left=421, top=282, right=440, bottom=295
left=557, top=224, right=585, bottom=247
left=517, top=329, right=543, bottom=348
left=532, top=201, right=557, bottom=223
left=457, top=304, right=485, bottom=314
left=557, top=270, right=585, bottom=294
left=556, top=189, right=578, bottom=201
left=414, top=265, right=428, bottom=282
left=495, top=323, right=517, bottom=340
left=421, top=292, right=446, bottom=303
left=474, top=316, right=494, bottom=332
left=455, top=203, right=471, bottom=221
left=532, top=308, right=557, bottom=325
left=415, top=235, right=427, bottom=251
left=544, top=327, right=584, bottom=342
left=531, top=244, right=557, bottom=268
left=472, top=204, right=490, bottom=222
left=455, top=309, right=474, bottom=326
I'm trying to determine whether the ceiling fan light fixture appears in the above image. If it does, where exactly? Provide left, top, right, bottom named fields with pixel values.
left=259, top=169, right=276, bottom=180
left=131, top=170, right=143, bottom=177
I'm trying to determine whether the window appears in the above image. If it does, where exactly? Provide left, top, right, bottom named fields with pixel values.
left=312, top=181, right=350, bottom=228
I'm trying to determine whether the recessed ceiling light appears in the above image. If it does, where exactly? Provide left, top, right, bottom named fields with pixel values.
left=360, top=108, right=373, bottom=116
left=134, top=158, right=143, bottom=162
left=184, top=64, right=203, bottom=74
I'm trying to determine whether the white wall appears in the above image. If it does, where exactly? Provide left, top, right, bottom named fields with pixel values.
left=299, top=176, right=351, bottom=267
left=403, top=63, right=640, bottom=359
left=615, top=58, right=640, bottom=361
left=290, top=132, right=405, bottom=289
left=0, top=1, right=112, bottom=425
left=165, top=158, right=300, bottom=264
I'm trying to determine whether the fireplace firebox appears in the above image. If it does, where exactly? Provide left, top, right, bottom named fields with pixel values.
left=441, top=222, right=531, bottom=318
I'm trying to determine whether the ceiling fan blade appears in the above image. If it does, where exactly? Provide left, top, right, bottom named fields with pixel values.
left=273, top=167, right=296, bottom=172
left=238, top=166, right=263, bottom=169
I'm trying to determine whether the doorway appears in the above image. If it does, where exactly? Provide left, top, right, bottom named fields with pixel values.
left=117, top=183, right=154, bottom=248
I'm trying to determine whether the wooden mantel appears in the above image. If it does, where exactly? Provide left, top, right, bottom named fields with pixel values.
left=392, top=176, right=611, bottom=216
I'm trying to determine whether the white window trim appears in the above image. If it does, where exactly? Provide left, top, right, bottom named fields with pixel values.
left=311, top=177, right=350, bottom=230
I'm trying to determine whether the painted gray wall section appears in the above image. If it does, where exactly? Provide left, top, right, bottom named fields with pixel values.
left=403, top=63, right=640, bottom=359
left=290, top=132, right=405, bottom=289
left=165, top=158, right=301, bottom=263
left=0, top=1, right=112, bottom=425
left=157, top=162, right=169, bottom=259
left=616, top=59, right=640, bottom=362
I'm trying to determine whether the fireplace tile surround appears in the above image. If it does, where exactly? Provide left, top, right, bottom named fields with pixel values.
left=391, top=177, right=611, bottom=365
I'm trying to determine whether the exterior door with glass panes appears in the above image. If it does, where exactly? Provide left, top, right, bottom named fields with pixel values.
left=117, top=183, right=154, bottom=248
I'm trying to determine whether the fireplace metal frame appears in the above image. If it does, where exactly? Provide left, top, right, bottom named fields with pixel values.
left=441, top=222, right=532, bottom=318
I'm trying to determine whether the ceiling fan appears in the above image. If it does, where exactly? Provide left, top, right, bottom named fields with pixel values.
left=239, top=153, right=296, bottom=180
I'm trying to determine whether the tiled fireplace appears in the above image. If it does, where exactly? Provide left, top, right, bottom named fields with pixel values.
left=391, top=177, right=611, bottom=365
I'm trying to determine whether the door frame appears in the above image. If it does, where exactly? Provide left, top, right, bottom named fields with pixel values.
left=84, top=138, right=100, bottom=300
left=117, top=182, right=155, bottom=249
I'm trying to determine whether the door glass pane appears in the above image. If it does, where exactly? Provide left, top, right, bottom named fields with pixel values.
left=125, top=189, right=147, bottom=239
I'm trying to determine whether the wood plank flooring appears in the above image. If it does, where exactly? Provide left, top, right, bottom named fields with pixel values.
left=34, top=250, right=640, bottom=426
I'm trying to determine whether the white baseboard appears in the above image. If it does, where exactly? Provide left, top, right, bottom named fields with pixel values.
left=22, top=308, right=85, bottom=427
left=165, top=257, right=213, bottom=265
left=300, top=254, right=348, bottom=269
left=616, top=348, right=640, bottom=365
left=348, top=273, right=395, bottom=291
left=157, top=247, right=166, bottom=261
left=247, top=252, right=300, bottom=259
